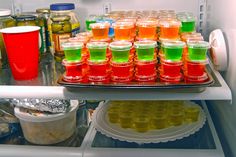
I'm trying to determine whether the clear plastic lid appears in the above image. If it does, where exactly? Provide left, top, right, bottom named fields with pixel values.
left=159, top=19, right=181, bottom=27
left=134, top=40, right=157, bottom=49
left=113, top=21, right=134, bottom=29
left=87, top=42, right=108, bottom=49
left=187, top=41, right=210, bottom=49
left=109, top=41, right=132, bottom=50
left=177, top=15, right=195, bottom=22
left=185, top=72, right=208, bottom=80
left=185, top=57, right=208, bottom=64
left=62, top=59, right=85, bottom=66
left=162, top=40, right=185, bottom=48
left=90, top=22, right=110, bottom=29
left=62, top=41, right=83, bottom=50
left=136, top=20, right=158, bottom=27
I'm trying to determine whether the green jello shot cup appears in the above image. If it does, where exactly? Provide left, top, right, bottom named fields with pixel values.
left=62, top=42, right=84, bottom=62
left=162, top=41, right=185, bottom=61
left=134, top=40, right=157, bottom=61
left=187, top=41, right=210, bottom=61
left=177, top=13, right=196, bottom=33
left=109, top=41, right=132, bottom=63
left=87, top=42, right=108, bottom=62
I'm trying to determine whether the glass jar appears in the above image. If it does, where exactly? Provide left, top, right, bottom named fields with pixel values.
left=16, top=15, right=37, bottom=26
left=36, top=8, right=50, bottom=53
left=51, top=15, right=72, bottom=62
left=0, top=9, right=16, bottom=69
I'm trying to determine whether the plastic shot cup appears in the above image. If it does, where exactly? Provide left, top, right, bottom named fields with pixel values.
left=162, top=41, right=185, bottom=61
left=159, top=19, right=181, bottom=40
left=187, top=41, right=210, bottom=61
left=150, top=114, right=168, bottom=129
left=134, top=40, right=157, bottom=61
left=136, top=20, right=158, bottom=40
left=110, top=61, right=133, bottom=82
left=62, top=42, right=83, bottom=62
left=119, top=111, right=133, bottom=128
left=113, top=22, right=134, bottom=41
left=90, top=22, right=110, bottom=40
left=184, top=105, right=200, bottom=122
left=85, top=15, right=97, bottom=31
left=160, top=59, right=183, bottom=77
left=184, top=59, right=208, bottom=76
left=133, top=115, right=150, bottom=133
left=87, top=42, right=108, bottom=62
left=177, top=13, right=196, bottom=33
left=0, top=26, right=40, bottom=80
left=169, top=110, right=184, bottom=126
left=107, top=107, right=120, bottom=123
left=62, top=59, right=85, bottom=82
left=109, top=41, right=132, bottom=63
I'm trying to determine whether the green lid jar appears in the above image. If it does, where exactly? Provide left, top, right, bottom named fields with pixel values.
left=0, top=9, right=16, bottom=69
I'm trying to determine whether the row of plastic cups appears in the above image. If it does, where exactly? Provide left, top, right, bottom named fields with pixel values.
left=88, top=18, right=182, bottom=41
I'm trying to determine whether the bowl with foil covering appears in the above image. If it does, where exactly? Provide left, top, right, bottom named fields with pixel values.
left=14, top=100, right=79, bottom=145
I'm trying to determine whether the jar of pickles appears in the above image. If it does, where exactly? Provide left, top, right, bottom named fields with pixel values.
left=36, top=8, right=50, bottom=53
left=51, top=15, right=72, bottom=62
left=0, top=9, right=16, bottom=69
left=16, top=15, right=37, bottom=26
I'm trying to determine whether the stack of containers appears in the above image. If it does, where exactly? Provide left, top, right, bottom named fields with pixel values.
left=177, top=12, right=210, bottom=83
left=109, top=18, right=135, bottom=82
left=61, top=41, right=85, bottom=83
left=134, top=40, right=157, bottom=82
left=158, top=12, right=185, bottom=83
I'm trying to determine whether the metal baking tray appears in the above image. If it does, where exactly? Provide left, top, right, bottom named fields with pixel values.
left=57, top=66, right=215, bottom=93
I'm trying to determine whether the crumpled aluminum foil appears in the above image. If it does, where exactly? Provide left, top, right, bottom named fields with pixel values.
left=10, top=99, right=70, bottom=113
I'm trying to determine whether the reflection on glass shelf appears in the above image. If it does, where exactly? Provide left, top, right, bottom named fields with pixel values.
left=92, top=121, right=216, bottom=149
left=0, top=54, right=64, bottom=86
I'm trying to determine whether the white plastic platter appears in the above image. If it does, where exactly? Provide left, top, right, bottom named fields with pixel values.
left=92, top=101, right=206, bottom=144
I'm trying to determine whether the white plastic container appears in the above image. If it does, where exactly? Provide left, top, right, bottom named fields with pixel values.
left=14, top=100, right=79, bottom=145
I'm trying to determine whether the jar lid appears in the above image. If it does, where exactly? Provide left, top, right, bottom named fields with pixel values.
left=134, top=40, right=157, bottom=49
left=0, top=9, right=11, bottom=16
left=162, top=40, right=185, bottom=48
left=109, top=41, right=132, bottom=50
left=50, top=3, right=75, bottom=11
left=36, top=8, right=50, bottom=14
left=15, top=15, right=37, bottom=21
left=87, top=42, right=108, bottom=49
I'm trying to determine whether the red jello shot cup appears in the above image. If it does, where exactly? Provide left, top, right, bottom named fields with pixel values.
left=184, top=59, right=208, bottom=76
left=111, top=61, right=133, bottom=82
left=135, top=59, right=157, bottom=77
left=184, top=72, right=208, bottom=83
left=160, top=74, right=183, bottom=83
left=160, top=59, right=183, bottom=77
left=87, top=59, right=110, bottom=82
left=62, top=59, right=86, bottom=82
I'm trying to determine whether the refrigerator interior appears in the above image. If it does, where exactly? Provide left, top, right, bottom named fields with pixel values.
left=0, top=0, right=235, bottom=156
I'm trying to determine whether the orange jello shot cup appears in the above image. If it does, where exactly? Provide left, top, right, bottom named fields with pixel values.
left=113, top=22, right=134, bottom=41
left=159, top=19, right=181, bottom=40
left=90, top=22, right=110, bottom=40
left=137, top=20, right=158, bottom=40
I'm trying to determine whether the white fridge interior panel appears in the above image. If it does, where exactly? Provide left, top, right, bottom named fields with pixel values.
left=206, top=0, right=236, bottom=156
left=13, top=0, right=199, bottom=30
left=0, top=0, right=13, bottom=10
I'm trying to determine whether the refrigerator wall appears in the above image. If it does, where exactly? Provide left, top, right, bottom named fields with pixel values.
left=9, top=0, right=199, bottom=31
left=206, top=0, right=236, bottom=157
